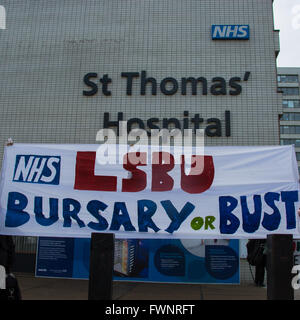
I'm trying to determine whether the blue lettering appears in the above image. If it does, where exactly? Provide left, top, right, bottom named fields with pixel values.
left=219, top=196, right=240, bottom=234
left=110, top=202, right=136, bottom=231
left=87, top=200, right=108, bottom=231
left=138, top=199, right=160, bottom=232
left=262, top=192, right=281, bottom=231
left=281, top=191, right=299, bottom=229
left=34, top=196, right=59, bottom=226
left=13, top=155, right=60, bottom=185
left=63, top=198, right=85, bottom=228
left=161, top=200, right=195, bottom=234
left=212, top=25, right=249, bottom=40
left=5, top=192, right=30, bottom=227
left=241, top=195, right=261, bottom=233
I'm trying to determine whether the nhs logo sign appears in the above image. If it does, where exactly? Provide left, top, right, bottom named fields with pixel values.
left=212, top=25, right=250, bottom=40
left=13, top=155, right=61, bottom=185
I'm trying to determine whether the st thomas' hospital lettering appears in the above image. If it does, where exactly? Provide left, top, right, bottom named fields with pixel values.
left=82, top=70, right=251, bottom=137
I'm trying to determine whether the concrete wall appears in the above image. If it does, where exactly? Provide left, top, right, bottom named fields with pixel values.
left=0, top=0, right=281, bottom=159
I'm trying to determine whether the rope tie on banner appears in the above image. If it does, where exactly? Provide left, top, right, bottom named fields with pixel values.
left=6, top=138, right=14, bottom=146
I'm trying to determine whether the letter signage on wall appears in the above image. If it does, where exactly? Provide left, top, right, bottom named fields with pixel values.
left=212, top=25, right=250, bottom=40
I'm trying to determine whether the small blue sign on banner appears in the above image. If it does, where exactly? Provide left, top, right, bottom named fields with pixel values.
left=13, top=154, right=61, bottom=185
left=212, top=25, right=250, bottom=40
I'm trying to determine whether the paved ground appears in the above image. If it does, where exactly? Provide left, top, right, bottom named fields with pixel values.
left=14, top=273, right=300, bottom=300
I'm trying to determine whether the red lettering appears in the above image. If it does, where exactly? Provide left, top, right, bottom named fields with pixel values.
left=180, top=155, right=215, bottom=194
left=74, top=151, right=117, bottom=191
left=74, top=151, right=215, bottom=194
left=151, top=152, right=174, bottom=191
left=122, top=152, right=147, bottom=192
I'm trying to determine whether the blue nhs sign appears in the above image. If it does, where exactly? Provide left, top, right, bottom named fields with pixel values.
left=212, top=25, right=250, bottom=40
left=13, top=155, right=61, bottom=185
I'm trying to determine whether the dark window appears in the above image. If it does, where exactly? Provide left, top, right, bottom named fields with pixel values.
left=280, top=139, right=300, bottom=147
left=280, top=125, right=300, bottom=134
left=281, top=113, right=300, bottom=121
left=278, top=75, right=299, bottom=83
left=279, top=87, right=300, bottom=96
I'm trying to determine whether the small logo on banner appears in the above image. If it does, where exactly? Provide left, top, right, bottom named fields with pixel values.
left=13, top=155, right=61, bottom=185
left=212, top=25, right=250, bottom=40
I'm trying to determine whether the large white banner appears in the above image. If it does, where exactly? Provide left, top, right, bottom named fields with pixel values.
left=0, top=143, right=299, bottom=239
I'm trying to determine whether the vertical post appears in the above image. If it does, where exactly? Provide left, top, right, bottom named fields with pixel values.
left=266, top=234, right=294, bottom=300
left=88, top=233, right=115, bottom=300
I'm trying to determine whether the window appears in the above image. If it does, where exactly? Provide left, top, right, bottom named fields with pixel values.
left=278, top=74, right=299, bottom=83
left=296, top=153, right=300, bottom=161
left=279, top=87, right=300, bottom=96
left=280, top=125, right=300, bottom=134
left=280, top=139, right=300, bottom=147
left=281, top=113, right=300, bottom=121
left=280, top=126, right=288, bottom=134
left=282, top=100, right=300, bottom=108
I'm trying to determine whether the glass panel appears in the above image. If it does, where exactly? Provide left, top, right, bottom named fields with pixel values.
left=278, top=75, right=299, bottom=83
left=282, top=113, right=300, bottom=121
left=283, top=100, right=300, bottom=108
left=280, top=126, right=300, bottom=133
left=280, top=88, right=300, bottom=96
left=280, top=139, right=300, bottom=147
